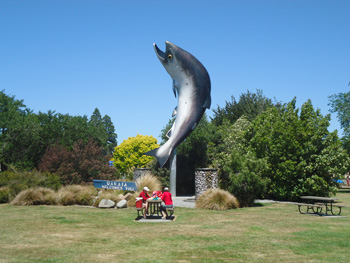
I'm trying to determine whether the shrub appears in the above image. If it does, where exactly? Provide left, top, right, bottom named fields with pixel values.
left=229, top=171, right=269, bottom=207
left=196, top=188, right=239, bottom=210
left=224, top=151, right=269, bottom=207
left=0, top=170, right=62, bottom=202
left=0, top=187, right=10, bottom=203
left=10, top=188, right=57, bottom=206
left=113, top=134, right=159, bottom=177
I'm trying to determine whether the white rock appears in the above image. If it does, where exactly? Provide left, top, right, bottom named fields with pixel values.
left=116, top=199, right=127, bottom=209
left=98, top=199, right=115, bottom=208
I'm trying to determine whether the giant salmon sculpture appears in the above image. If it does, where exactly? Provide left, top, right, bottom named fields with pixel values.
left=145, top=41, right=211, bottom=167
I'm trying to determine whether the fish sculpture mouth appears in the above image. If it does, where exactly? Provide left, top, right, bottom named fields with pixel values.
left=153, top=43, right=165, bottom=61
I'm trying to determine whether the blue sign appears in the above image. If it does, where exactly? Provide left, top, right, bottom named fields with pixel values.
left=93, top=180, right=137, bottom=191
left=109, top=161, right=114, bottom=167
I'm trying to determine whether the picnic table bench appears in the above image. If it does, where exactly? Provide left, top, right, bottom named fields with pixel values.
left=294, top=196, right=346, bottom=216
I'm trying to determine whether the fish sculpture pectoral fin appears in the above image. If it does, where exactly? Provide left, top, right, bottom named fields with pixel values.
left=166, top=128, right=172, bottom=138
left=172, top=106, right=177, bottom=117
left=191, top=123, right=197, bottom=130
left=172, top=80, right=177, bottom=98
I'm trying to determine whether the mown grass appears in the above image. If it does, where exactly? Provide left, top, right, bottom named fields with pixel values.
left=1, top=190, right=349, bottom=263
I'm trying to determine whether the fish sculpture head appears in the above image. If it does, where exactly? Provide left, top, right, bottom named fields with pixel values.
left=153, top=41, right=210, bottom=101
left=153, top=41, right=184, bottom=80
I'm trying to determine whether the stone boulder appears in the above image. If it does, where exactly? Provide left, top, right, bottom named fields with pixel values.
left=116, top=199, right=127, bottom=209
left=98, top=199, right=116, bottom=208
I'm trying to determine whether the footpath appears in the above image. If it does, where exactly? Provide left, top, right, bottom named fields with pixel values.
left=172, top=196, right=196, bottom=208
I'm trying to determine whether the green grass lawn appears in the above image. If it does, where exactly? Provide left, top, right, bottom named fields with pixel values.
left=1, top=190, right=350, bottom=263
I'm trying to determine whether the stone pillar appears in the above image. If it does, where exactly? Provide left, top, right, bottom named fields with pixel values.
left=133, top=168, right=152, bottom=182
left=195, top=168, right=218, bottom=199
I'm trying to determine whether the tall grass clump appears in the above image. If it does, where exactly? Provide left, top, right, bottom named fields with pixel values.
left=57, top=185, right=97, bottom=206
left=196, top=188, right=240, bottom=210
left=135, top=172, right=162, bottom=193
left=10, top=188, right=57, bottom=206
left=130, top=172, right=162, bottom=207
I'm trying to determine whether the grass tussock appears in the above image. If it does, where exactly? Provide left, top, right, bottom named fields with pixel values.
left=196, top=188, right=240, bottom=210
left=135, top=172, right=162, bottom=193
left=127, top=193, right=137, bottom=208
left=10, top=188, right=57, bottom=206
left=130, top=172, right=162, bottom=208
left=57, top=185, right=97, bottom=206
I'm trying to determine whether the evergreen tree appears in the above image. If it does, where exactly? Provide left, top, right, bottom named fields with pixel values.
left=211, top=89, right=278, bottom=126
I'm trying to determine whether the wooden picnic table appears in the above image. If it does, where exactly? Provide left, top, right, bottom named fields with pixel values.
left=297, top=196, right=344, bottom=216
left=146, top=199, right=162, bottom=216
left=136, top=198, right=175, bottom=219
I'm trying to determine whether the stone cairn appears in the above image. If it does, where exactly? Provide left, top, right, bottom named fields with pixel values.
left=133, top=168, right=152, bottom=182
left=195, top=168, right=218, bottom=199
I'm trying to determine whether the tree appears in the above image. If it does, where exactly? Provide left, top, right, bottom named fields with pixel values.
left=0, top=90, right=43, bottom=169
left=0, top=90, right=118, bottom=171
left=207, top=116, right=269, bottom=206
left=0, top=90, right=31, bottom=169
left=211, top=89, right=278, bottom=126
left=208, top=117, right=251, bottom=171
left=246, top=98, right=349, bottom=201
left=328, top=91, right=350, bottom=152
left=328, top=91, right=350, bottom=133
left=102, top=115, right=117, bottom=153
left=113, top=134, right=158, bottom=178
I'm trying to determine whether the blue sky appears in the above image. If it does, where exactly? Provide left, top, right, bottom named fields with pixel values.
left=1, top=1, right=349, bottom=144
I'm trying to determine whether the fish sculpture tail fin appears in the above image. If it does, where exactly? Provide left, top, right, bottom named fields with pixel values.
left=144, top=147, right=170, bottom=168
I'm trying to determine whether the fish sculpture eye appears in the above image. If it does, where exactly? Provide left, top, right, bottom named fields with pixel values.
left=168, top=54, right=173, bottom=59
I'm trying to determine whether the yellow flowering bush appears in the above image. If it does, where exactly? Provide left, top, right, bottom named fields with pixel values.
left=113, top=134, right=158, bottom=175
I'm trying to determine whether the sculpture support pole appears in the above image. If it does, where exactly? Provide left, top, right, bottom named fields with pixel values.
left=169, top=148, right=177, bottom=197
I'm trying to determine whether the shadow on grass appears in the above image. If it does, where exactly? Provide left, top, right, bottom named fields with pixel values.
left=135, top=215, right=176, bottom=222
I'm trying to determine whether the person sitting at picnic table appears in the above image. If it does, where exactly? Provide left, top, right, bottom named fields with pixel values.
left=160, top=187, right=173, bottom=219
left=139, top=186, right=151, bottom=218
